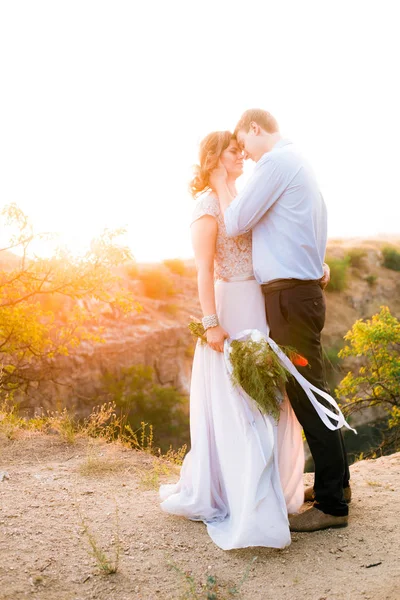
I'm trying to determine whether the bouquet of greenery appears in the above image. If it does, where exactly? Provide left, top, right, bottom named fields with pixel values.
left=188, top=319, right=307, bottom=420
left=188, top=319, right=208, bottom=344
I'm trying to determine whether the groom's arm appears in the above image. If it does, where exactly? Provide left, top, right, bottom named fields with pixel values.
left=223, top=156, right=289, bottom=237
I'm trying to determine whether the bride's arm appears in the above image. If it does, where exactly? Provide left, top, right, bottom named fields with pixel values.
left=191, top=216, right=228, bottom=352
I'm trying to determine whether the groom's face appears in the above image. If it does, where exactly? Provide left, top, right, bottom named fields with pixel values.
left=236, top=123, right=265, bottom=162
left=236, top=128, right=258, bottom=162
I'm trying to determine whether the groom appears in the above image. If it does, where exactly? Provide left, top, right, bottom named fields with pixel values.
left=211, top=108, right=350, bottom=532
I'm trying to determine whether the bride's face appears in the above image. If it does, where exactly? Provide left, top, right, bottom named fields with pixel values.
left=219, top=140, right=244, bottom=179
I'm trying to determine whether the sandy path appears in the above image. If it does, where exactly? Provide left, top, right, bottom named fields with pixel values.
left=0, top=433, right=399, bottom=600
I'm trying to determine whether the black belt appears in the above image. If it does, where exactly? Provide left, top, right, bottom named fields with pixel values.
left=261, top=278, right=321, bottom=295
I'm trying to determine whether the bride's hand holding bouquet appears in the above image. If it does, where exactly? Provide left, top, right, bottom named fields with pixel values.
left=206, top=324, right=229, bottom=353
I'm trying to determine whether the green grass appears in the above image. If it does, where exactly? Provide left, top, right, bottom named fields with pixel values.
left=78, top=504, right=120, bottom=575
left=169, top=556, right=257, bottom=599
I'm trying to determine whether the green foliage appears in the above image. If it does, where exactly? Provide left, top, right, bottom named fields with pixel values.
left=389, top=406, right=400, bottom=429
left=101, top=365, right=189, bottom=452
left=382, top=246, right=400, bottom=271
left=346, top=248, right=367, bottom=269
left=188, top=320, right=207, bottom=343
left=188, top=321, right=297, bottom=420
left=78, top=503, right=120, bottom=575
left=325, top=256, right=349, bottom=292
left=0, top=203, right=137, bottom=397
left=336, top=307, right=400, bottom=436
left=229, top=339, right=288, bottom=420
left=365, top=274, right=377, bottom=287
left=138, top=268, right=176, bottom=299
left=163, top=258, right=186, bottom=276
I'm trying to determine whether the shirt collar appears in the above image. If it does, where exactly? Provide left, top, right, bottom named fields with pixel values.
left=258, top=139, right=292, bottom=164
left=273, top=138, right=292, bottom=150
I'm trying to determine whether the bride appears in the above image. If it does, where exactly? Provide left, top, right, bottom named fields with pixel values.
left=159, top=131, right=305, bottom=550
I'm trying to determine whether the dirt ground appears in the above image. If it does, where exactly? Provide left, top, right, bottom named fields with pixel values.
left=0, top=433, right=399, bottom=600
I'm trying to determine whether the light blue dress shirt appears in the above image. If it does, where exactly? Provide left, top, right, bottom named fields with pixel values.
left=224, top=139, right=327, bottom=285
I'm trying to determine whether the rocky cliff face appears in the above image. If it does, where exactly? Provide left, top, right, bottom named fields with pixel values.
left=14, top=269, right=200, bottom=415
left=16, top=242, right=400, bottom=425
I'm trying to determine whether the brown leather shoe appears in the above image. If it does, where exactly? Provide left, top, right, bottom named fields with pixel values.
left=289, top=506, right=348, bottom=532
left=304, top=486, right=352, bottom=504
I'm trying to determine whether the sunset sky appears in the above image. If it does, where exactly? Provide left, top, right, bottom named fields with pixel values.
left=1, top=1, right=399, bottom=262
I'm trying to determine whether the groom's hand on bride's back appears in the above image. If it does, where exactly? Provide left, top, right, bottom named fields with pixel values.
left=206, top=326, right=229, bottom=353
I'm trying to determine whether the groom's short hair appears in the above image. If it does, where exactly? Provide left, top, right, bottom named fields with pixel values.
left=234, top=109, right=279, bottom=137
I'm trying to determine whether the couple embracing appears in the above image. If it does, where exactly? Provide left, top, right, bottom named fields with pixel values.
left=159, top=109, right=351, bottom=550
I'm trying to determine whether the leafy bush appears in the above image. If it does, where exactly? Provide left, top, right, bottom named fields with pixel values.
left=101, top=365, right=189, bottom=452
left=0, top=204, right=135, bottom=398
left=336, top=306, right=400, bottom=452
left=161, top=303, right=179, bottom=317
left=325, top=256, right=349, bottom=292
left=163, top=258, right=186, bottom=276
left=138, top=268, right=176, bottom=299
left=365, top=274, right=377, bottom=287
left=382, top=246, right=400, bottom=271
left=346, top=248, right=367, bottom=269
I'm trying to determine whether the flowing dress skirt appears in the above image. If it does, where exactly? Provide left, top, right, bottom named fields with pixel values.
left=159, top=279, right=304, bottom=550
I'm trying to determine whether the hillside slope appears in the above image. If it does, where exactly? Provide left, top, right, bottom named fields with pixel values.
left=13, top=241, right=400, bottom=418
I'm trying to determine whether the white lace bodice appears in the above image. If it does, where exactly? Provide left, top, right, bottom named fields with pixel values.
left=191, top=195, right=253, bottom=280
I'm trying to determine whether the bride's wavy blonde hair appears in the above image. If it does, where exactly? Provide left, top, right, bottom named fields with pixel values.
left=189, top=130, right=233, bottom=198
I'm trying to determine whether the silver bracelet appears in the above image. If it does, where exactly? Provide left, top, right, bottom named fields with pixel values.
left=202, top=314, right=219, bottom=330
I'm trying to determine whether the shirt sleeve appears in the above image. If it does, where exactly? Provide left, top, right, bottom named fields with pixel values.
left=224, top=155, right=292, bottom=237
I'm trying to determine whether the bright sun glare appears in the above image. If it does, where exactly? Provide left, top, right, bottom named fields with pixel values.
left=1, top=1, right=399, bottom=262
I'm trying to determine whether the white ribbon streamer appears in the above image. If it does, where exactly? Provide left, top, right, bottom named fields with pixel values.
left=223, top=329, right=356, bottom=434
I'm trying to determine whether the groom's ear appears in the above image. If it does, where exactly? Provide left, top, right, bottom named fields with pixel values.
left=249, top=121, right=261, bottom=136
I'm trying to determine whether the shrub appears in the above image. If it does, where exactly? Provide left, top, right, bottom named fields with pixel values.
left=101, top=365, right=189, bottom=452
left=336, top=306, right=400, bottom=452
left=382, top=246, right=400, bottom=271
left=0, top=204, right=136, bottom=399
left=346, top=248, right=367, bottom=269
left=325, top=256, right=349, bottom=292
left=163, top=258, right=186, bottom=276
left=138, top=268, right=176, bottom=299
left=162, top=303, right=179, bottom=317
left=365, top=274, right=377, bottom=287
